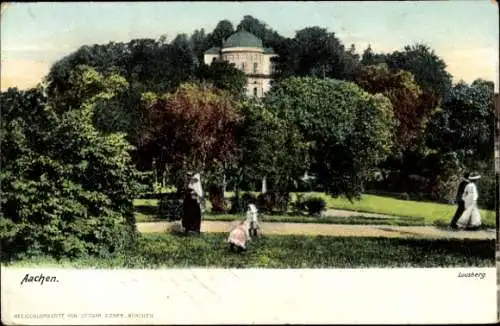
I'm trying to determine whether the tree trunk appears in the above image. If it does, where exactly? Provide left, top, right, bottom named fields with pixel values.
left=222, top=173, right=227, bottom=197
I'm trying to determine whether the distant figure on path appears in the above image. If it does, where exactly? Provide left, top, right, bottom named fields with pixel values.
left=246, top=203, right=261, bottom=237
left=450, top=172, right=470, bottom=229
left=182, top=173, right=203, bottom=235
left=456, top=172, right=482, bottom=230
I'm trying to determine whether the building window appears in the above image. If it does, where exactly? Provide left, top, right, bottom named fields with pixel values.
left=241, top=62, right=246, bottom=71
left=253, top=62, right=258, bottom=73
left=253, top=87, right=258, bottom=97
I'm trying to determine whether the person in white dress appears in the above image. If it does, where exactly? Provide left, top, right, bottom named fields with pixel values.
left=246, top=203, right=261, bottom=237
left=227, top=219, right=251, bottom=252
left=456, top=173, right=482, bottom=230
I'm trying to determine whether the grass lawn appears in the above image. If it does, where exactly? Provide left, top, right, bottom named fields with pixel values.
left=4, top=233, right=494, bottom=268
left=134, top=193, right=495, bottom=228
left=298, top=192, right=494, bottom=224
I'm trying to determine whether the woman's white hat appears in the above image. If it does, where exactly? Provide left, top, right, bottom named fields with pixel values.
left=468, top=172, right=481, bottom=180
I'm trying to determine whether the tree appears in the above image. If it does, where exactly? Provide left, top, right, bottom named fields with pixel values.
left=356, top=64, right=424, bottom=152
left=46, top=37, right=197, bottom=98
left=196, top=61, right=247, bottom=98
left=265, top=77, right=396, bottom=199
left=207, top=20, right=235, bottom=48
left=386, top=43, right=453, bottom=109
left=290, top=27, right=360, bottom=81
left=232, top=98, right=309, bottom=193
left=426, top=79, right=495, bottom=166
left=360, top=45, right=387, bottom=66
left=189, top=28, right=209, bottom=63
left=0, top=87, right=146, bottom=260
left=139, top=83, right=242, bottom=190
left=236, top=15, right=285, bottom=48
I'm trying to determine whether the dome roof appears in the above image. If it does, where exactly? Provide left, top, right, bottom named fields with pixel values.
left=222, top=30, right=263, bottom=49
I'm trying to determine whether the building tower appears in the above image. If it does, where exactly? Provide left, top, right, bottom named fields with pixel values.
left=203, top=30, right=278, bottom=98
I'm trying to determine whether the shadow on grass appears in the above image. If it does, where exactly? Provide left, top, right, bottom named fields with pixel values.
left=374, top=227, right=423, bottom=237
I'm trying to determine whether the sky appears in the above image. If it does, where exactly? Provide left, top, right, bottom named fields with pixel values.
left=1, top=1, right=499, bottom=91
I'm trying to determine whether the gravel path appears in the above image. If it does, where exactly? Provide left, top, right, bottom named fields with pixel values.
left=137, top=220, right=495, bottom=240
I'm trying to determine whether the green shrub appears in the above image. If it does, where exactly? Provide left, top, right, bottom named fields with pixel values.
left=257, top=192, right=290, bottom=213
left=292, top=195, right=326, bottom=216
left=158, top=194, right=183, bottom=221
left=0, top=88, right=146, bottom=261
left=208, top=185, right=229, bottom=214
left=229, top=192, right=257, bottom=214
left=477, top=172, right=496, bottom=210
left=304, top=196, right=326, bottom=216
left=292, top=194, right=307, bottom=212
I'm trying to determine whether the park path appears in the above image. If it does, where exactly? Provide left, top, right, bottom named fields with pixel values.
left=137, top=220, right=495, bottom=240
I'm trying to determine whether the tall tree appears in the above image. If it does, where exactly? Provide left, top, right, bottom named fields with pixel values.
left=232, top=98, right=309, bottom=193
left=265, top=77, right=396, bottom=199
left=207, top=20, right=235, bottom=48
left=356, top=63, right=424, bottom=152
left=360, top=45, right=387, bottom=66
left=196, top=61, right=247, bottom=98
left=291, top=27, right=360, bottom=81
left=189, top=28, right=209, bottom=63
left=386, top=43, right=453, bottom=109
left=0, top=86, right=146, bottom=260
left=139, top=83, right=242, bottom=189
left=426, top=79, right=495, bottom=166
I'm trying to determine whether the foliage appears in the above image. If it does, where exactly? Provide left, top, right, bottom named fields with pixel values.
left=385, top=44, right=453, bottom=104
left=207, top=184, right=229, bottom=214
left=196, top=61, right=248, bottom=97
left=46, top=38, right=196, bottom=97
left=158, top=194, right=183, bottom=221
left=292, top=194, right=326, bottom=216
left=231, top=98, right=309, bottom=193
left=189, top=28, right=209, bottom=63
left=426, top=79, right=495, bottom=165
left=139, top=83, right=242, bottom=189
left=356, top=64, right=425, bottom=152
left=257, top=192, right=290, bottom=214
left=265, top=77, right=396, bottom=200
left=305, top=197, right=327, bottom=216
left=0, top=87, right=146, bottom=260
left=286, top=27, right=361, bottom=81
left=206, top=20, right=235, bottom=48
left=360, top=45, right=387, bottom=66
left=229, top=192, right=258, bottom=214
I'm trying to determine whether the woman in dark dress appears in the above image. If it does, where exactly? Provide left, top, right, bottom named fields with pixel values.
left=182, top=173, right=203, bottom=234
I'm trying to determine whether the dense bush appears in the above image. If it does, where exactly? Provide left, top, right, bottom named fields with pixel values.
left=207, top=185, right=229, bottom=214
left=257, top=192, right=290, bottom=214
left=158, top=193, right=183, bottom=221
left=304, top=197, right=327, bottom=216
left=0, top=88, right=146, bottom=261
left=292, top=195, right=326, bottom=216
left=292, top=194, right=307, bottom=212
left=477, top=172, right=496, bottom=210
left=229, top=192, right=257, bottom=214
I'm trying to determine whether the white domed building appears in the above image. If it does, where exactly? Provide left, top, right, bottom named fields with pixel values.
left=203, top=30, right=278, bottom=98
